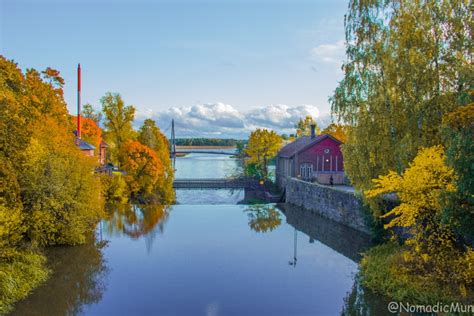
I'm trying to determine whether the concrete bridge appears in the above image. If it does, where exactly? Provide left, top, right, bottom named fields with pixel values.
left=173, top=178, right=257, bottom=189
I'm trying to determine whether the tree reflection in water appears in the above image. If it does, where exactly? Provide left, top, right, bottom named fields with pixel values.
left=11, top=236, right=109, bottom=316
left=105, top=203, right=170, bottom=238
left=244, top=204, right=282, bottom=233
left=341, top=276, right=391, bottom=316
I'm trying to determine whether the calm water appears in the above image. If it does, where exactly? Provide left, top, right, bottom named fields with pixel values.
left=174, top=152, right=239, bottom=179
left=11, top=153, right=389, bottom=316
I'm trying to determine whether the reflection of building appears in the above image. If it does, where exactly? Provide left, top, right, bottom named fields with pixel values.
left=279, top=203, right=371, bottom=262
left=276, top=125, right=344, bottom=186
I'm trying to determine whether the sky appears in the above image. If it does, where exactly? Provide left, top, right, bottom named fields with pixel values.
left=1, top=0, right=347, bottom=138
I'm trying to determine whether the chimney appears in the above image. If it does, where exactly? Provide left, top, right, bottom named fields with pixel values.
left=310, top=124, right=316, bottom=139
left=77, top=63, right=81, bottom=139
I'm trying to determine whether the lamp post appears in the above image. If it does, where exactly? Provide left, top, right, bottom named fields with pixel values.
left=289, top=228, right=298, bottom=267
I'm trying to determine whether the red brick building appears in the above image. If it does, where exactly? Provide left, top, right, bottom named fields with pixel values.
left=276, top=126, right=345, bottom=186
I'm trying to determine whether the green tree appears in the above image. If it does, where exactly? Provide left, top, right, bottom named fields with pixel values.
left=295, top=115, right=319, bottom=137
left=101, top=92, right=136, bottom=164
left=82, top=103, right=103, bottom=126
left=331, top=0, right=472, bottom=192
left=138, top=119, right=172, bottom=175
left=245, top=129, right=282, bottom=180
left=442, top=104, right=474, bottom=243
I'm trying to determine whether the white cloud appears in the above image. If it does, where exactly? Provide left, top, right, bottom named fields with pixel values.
left=245, top=104, right=320, bottom=131
left=137, top=103, right=331, bottom=138
left=311, top=40, right=345, bottom=64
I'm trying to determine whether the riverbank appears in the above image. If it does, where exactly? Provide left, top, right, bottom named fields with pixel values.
left=281, top=177, right=370, bottom=234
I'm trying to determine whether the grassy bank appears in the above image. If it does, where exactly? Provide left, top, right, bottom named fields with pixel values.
left=359, top=243, right=473, bottom=305
left=0, top=251, right=49, bottom=314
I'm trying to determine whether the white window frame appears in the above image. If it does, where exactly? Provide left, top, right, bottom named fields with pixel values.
left=300, top=163, right=313, bottom=180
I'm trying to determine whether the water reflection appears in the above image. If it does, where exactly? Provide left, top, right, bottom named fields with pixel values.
left=244, top=204, right=282, bottom=233
left=175, top=188, right=245, bottom=204
left=10, top=202, right=391, bottom=315
left=11, top=236, right=108, bottom=316
left=341, top=276, right=391, bottom=316
left=174, top=153, right=239, bottom=179
left=104, top=203, right=169, bottom=239
left=279, top=203, right=372, bottom=262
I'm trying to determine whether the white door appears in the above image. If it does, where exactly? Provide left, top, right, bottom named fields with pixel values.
left=300, top=163, right=313, bottom=180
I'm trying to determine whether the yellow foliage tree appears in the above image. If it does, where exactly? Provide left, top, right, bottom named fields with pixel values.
left=138, top=119, right=174, bottom=204
left=245, top=129, right=282, bottom=180
left=101, top=92, right=136, bottom=164
left=321, top=123, right=348, bottom=143
left=0, top=57, right=104, bottom=312
left=295, top=115, right=319, bottom=137
left=366, top=145, right=456, bottom=229
left=366, top=146, right=473, bottom=294
left=21, top=118, right=104, bottom=246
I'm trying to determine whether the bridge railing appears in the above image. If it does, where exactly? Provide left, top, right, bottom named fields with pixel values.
left=173, top=178, right=257, bottom=189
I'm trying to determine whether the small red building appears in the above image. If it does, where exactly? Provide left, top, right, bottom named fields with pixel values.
left=77, top=138, right=96, bottom=157
left=276, top=126, right=345, bottom=186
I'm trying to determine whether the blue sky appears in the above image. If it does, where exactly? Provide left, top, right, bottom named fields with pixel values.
left=1, top=0, right=347, bottom=137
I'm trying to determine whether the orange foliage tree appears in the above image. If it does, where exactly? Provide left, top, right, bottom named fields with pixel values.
left=70, top=116, right=102, bottom=148
left=322, top=123, right=348, bottom=143
left=119, top=140, right=164, bottom=200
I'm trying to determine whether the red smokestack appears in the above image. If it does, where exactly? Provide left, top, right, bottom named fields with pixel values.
left=77, top=63, right=81, bottom=139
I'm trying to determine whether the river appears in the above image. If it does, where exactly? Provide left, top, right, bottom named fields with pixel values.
left=10, top=152, right=389, bottom=316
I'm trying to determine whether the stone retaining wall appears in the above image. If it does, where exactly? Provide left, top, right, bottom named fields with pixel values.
left=283, top=177, right=370, bottom=234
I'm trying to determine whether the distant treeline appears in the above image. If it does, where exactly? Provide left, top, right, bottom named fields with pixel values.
left=174, top=138, right=245, bottom=146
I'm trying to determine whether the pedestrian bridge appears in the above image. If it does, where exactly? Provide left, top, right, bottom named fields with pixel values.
left=175, top=150, right=235, bottom=155
left=173, top=178, right=257, bottom=189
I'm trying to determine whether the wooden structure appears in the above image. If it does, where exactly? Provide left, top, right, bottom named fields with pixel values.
left=276, top=125, right=345, bottom=185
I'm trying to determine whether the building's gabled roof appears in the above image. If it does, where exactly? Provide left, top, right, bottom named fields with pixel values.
left=78, top=139, right=96, bottom=150
left=277, top=134, right=341, bottom=158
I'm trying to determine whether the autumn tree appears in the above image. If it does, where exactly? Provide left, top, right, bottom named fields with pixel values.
left=331, top=0, right=472, bottom=192
left=101, top=92, right=136, bottom=164
left=321, top=123, right=347, bottom=143
left=70, top=116, right=102, bottom=148
left=21, top=118, right=103, bottom=246
left=138, top=119, right=174, bottom=204
left=245, top=129, right=282, bottom=180
left=119, top=140, right=164, bottom=201
left=0, top=57, right=104, bottom=312
left=138, top=119, right=173, bottom=177
left=295, top=115, right=319, bottom=137
left=366, top=146, right=473, bottom=298
left=41, top=67, right=65, bottom=88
